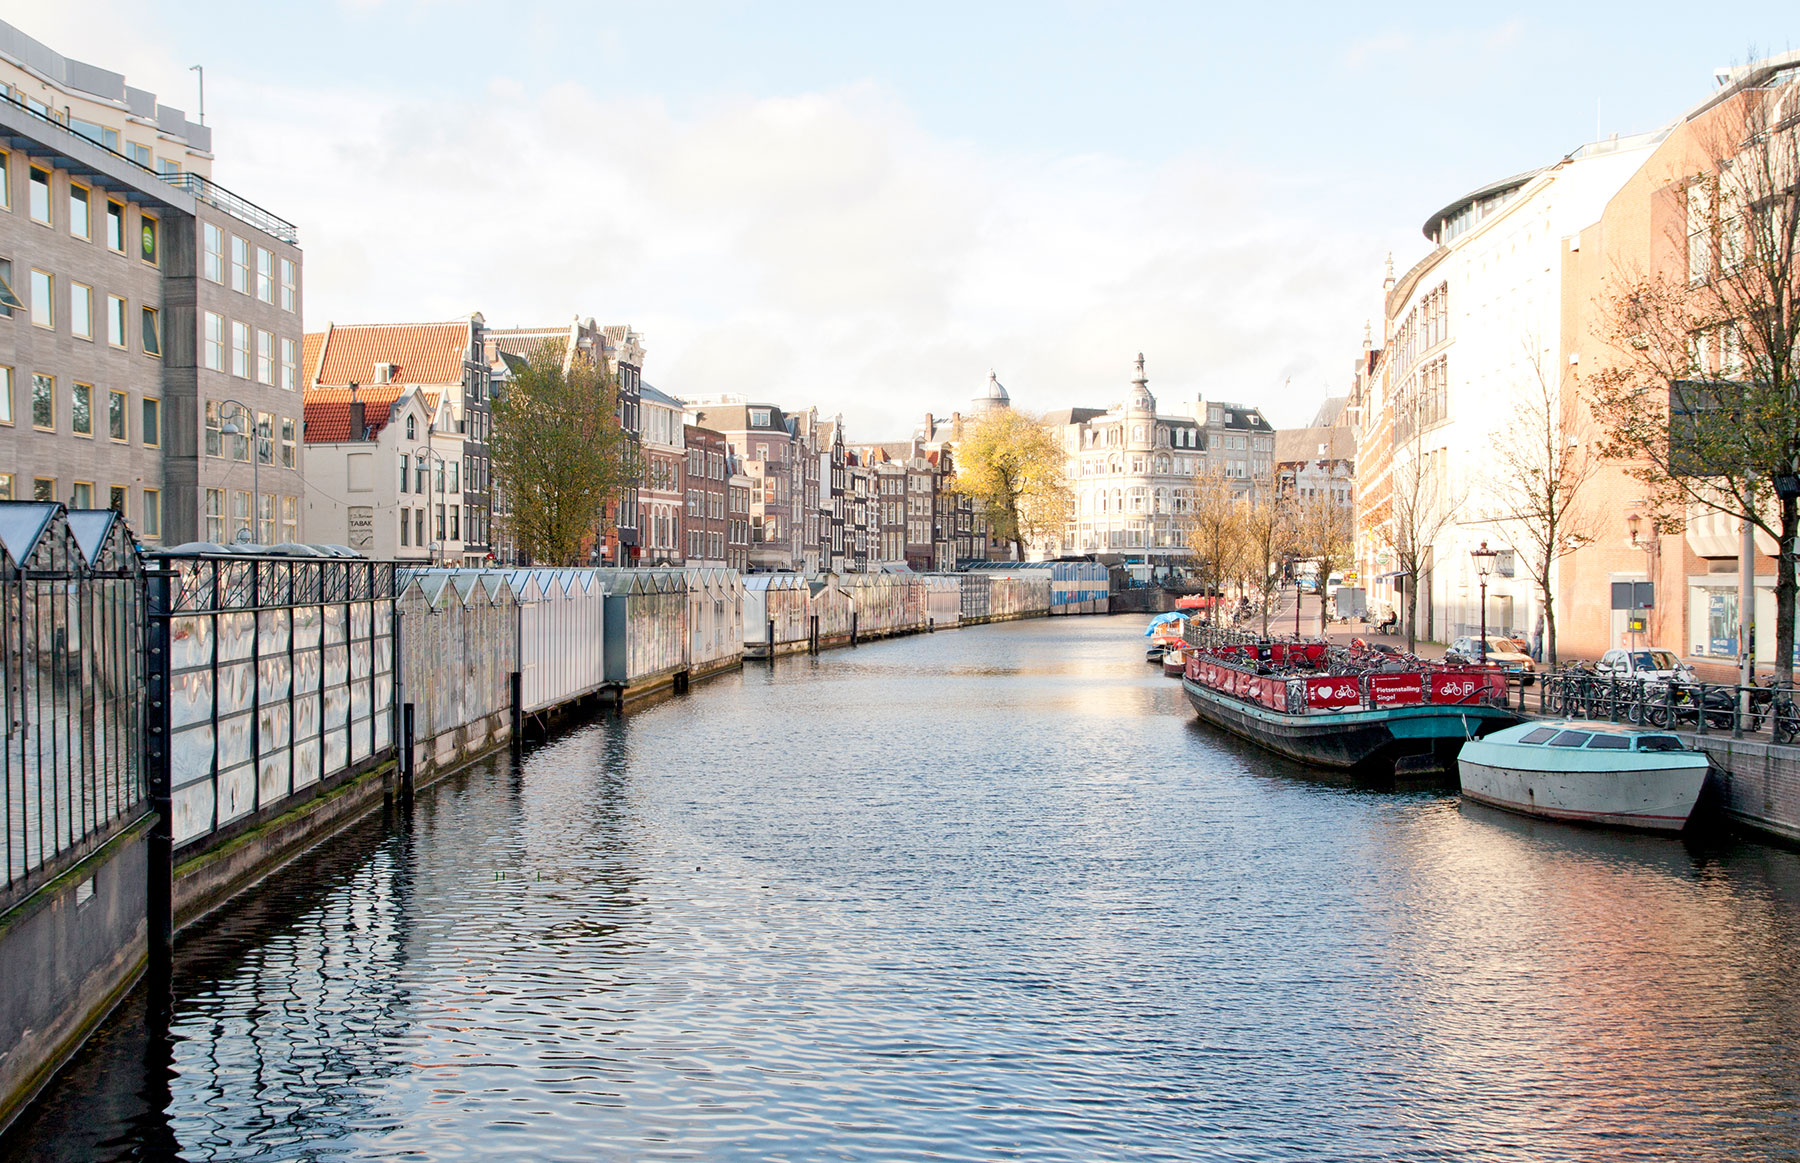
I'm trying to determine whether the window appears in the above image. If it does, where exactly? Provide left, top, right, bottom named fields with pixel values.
left=29, top=269, right=51, bottom=327
left=280, top=337, right=296, bottom=390
left=31, top=374, right=52, bottom=430
left=0, top=474, right=10, bottom=500
left=205, top=399, right=222, bottom=457
left=399, top=454, right=410, bottom=494
left=231, top=320, right=249, bottom=377
left=256, top=247, right=274, bottom=303
left=109, top=485, right=127, bottom=515
left=141, top=306, right=161, bottom=356
left=107, top=296, right=126, bottom=346
left=71, top=384, right=92, bottom=436
left=232, top=491, right=251, bottom=541
left=71, top=482, right=93, bottom=509
left=415, top=508, right=425, bottom=547
left=400, top=509, right=410, bottom=547
left=0, top=148, right=7, bottom=208
left=142, top=397, right=160, bottom=447
left=140, top=213, right=158, bottom=266
left=0, top=259, right=16, bottom=318
left=142, top=489, right=161, bottom=539
left=0, top=366, right=10, bottom=425
left=252, top=411, right=272, bottom=465
left=256, top=329, right=273, bottom=384
left=279, top=257, right=296, bottom=312
left=29, top=166, right=50, bottom=225
left=230, top=235, right=248, bottom=293
left=108, top=390, right=128, bottom=441
left=34, top=478, right=54, bottom=502
left=69, top=182, right=91, bottom=239
left=258, top=493, right=275, bottom=544
left=450, top=506, right=459, bottom=540
left=415, top=454, right=427, bottom=493
left=1688, top=178, right=1712, bottom=285
left=68, top=282, right=96, bottom=339
left=128, top=143, right=151, bottom=168
left=281, top=418, right=296, bottom=467
left=107, top=201, right=125, bottom=251
left=204, top=311, right=224, bottom=370
left=158, top=158, right=181, bottom=178
left=69, top=119, right=120, bottom=152
left=202, top=223, right=224, bottom=282
left=205, top=488, right=225, bottom=542
left=281, top=496, right=298, bottom=543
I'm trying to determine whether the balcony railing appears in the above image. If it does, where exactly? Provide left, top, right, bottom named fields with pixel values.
left=2, top=89, right=299, bottom=244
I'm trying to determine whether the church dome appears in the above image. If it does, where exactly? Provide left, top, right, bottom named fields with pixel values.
left=973, top=370, right=1010, bottom=413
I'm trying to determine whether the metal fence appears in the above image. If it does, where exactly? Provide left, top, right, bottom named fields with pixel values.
left=154, top=553, right=399, bottom=849
left=2, top=504, right=145, bottom=905
left=1538, top=668, right=1800, bottom=742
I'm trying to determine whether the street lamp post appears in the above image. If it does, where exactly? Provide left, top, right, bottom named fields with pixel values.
left=421, top=429, right=454, bottom=568
left=1472, top=540, right=1498, bottom=666
left=218, top=398, right=258, bottom=544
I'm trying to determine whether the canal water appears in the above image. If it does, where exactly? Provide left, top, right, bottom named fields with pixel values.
left=8, top=615, right=1800, bottom=1161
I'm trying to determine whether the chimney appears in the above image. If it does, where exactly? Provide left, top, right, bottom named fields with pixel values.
left=347, top=381, right=366, bottom=441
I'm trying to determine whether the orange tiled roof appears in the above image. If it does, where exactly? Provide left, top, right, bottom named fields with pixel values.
left=301, top=332, right=325, bottom=389
left=310, top=321, right=470, bottom=388
left=303, top=385, right=440, bottom=443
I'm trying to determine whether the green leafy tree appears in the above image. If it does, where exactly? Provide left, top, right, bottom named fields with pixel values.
left=489, top=341, right=640, bottom=565
left=947, top=409, right=1072, bottom=560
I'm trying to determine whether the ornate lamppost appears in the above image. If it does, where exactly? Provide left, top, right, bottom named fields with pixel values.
left=1472, top=541, right=1498, bottom=665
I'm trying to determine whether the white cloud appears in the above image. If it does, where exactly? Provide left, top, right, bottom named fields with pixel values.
left=21, top=2, right=1385, bottom=436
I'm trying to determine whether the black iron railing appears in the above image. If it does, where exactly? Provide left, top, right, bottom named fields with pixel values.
left=2, top=505, right=146, bottom=909
left=1537, top=668, right=1800, bottom=742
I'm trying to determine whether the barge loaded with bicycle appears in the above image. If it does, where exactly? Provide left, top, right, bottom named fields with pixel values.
left=1178, top=625, right=1521, bottom=775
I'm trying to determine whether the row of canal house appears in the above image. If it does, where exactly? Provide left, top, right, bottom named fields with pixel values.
left=297, top=315, right=1007, bottom=574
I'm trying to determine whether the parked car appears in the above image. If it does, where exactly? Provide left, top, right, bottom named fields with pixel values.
left=1447, top=636, right=1536, bottom=679
left=1593, top=647, right=1695, bottom=685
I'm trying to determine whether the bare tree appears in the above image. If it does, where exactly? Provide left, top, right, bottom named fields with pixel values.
left=1384, top=426, right=1465, bottom=653
left=1483, top=341, right=1601, bottom=668
left=1236, top=484, right=1292, bottom=635
left=1292, top=492, right=1355, bottom=637
left=1589, top=70, right=1800, bottom=681
left=1183, top=467, right=1243, bottom=624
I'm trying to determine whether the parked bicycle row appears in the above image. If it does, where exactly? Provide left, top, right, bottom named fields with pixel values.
left=1538, top=665, right=1800, bottom=742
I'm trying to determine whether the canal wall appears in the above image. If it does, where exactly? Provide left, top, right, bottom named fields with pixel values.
left=0, top=498, right=1103, bottom=1136
left=1692, top=737, right=1800, bottom=845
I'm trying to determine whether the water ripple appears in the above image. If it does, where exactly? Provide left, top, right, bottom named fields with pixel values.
left=8, top=617, right=1800, bottom=1161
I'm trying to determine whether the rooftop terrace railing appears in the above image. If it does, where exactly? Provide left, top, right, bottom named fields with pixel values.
left=1, top=89, right=299, bottom=244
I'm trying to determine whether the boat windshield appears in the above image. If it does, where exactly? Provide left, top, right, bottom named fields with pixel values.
left=1586, top=735, right=1630, bottom=750
left=1518, top=727, right=1558, bottom=744
left=1635, top=735, right=1687, bottom=752
left=1548, top=730, right=1592, bottom=747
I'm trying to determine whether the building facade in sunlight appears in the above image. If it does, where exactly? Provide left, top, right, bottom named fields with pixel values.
left=0, top=18, right=305, bottom=546
left=1042, top=355, right=1272, bottom=566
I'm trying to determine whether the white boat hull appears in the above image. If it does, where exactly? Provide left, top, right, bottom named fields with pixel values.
left=1458, top=757, right=1707, bottom=832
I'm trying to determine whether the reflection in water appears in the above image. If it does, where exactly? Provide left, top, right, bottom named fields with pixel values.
left=8, top=615, right=1800, bottom=1161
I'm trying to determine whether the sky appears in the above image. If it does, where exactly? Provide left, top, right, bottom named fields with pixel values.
left=15, top=1, right=1799, bottom=437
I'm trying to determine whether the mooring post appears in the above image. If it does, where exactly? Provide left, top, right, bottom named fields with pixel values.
left=401, top=701, right=416, bottom=801
left=510, top=670, right=523, bottom=745
left=143, top=567, right=175, bottom=1006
